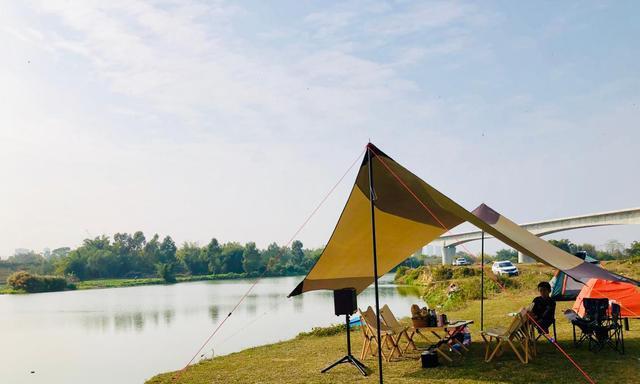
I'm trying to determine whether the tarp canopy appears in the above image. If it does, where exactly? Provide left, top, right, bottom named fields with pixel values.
left=572, top=278, right=640, bottom=318
left=289, top=144, right=637, bottom=297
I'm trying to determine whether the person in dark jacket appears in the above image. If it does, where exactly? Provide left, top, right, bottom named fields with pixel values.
left=531, top=281, right=556, bottom=332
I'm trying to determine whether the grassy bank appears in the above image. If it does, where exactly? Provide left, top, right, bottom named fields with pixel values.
left=395, top=261, right=640, bottom=311
left=75, top=273, right=257, bottom=290
left=146, top=289, right=639, bottom=384
left=0, top=272, right=301, bottom=294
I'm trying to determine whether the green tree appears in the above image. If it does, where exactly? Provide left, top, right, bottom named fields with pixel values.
left=143, top=234, right=161, bottom=271
left=158, top=236, right=177, bottom=265
left=495, top=248, right=517, bottom=262
left=626, top=241, right=640, bottom=260
left=56, top=250, right=88, bottom=280
left=51, top=247, right=71, bottom=259
left=203, top=238, right=222, bottom=274
left=242, top=242, right=262, bottom=274
left=290, top=240, right=305, bottom=266
left=220, top=242, right=244, bottom=274
left=178, top=242, right=208, bottom=275
left=548, top=239, right=577, bottom=254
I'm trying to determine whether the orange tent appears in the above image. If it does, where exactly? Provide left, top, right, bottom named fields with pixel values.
left=573, top=278, right=640, bottom=318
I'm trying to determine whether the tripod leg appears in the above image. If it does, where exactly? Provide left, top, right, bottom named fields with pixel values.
left=348, top=356, right=368, bottom=376
left=320, top=356, right=349, bottom=373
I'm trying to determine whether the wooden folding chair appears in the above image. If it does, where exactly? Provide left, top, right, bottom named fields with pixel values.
left=481, top=308, right=531, bottom=364
left=380, top=304, right=417, bottom=354
left=358, top=307, right=402, bottom=362
left=359, top=308, right=377, bottom=360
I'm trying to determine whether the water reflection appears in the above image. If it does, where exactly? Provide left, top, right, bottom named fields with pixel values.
left=80, top=309, right=177, bottom=332
left=245, top=295, right=257, bottom=315
left=209, top=306, right=219, bottom=322
left=396, top=285, right=424, bottom=297
left=293, top=295, right=304, bottom=312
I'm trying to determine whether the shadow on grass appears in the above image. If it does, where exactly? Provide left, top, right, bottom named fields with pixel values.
left=398, top=337, right=639, bottom=384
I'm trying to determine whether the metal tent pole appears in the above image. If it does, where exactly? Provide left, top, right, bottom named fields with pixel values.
left=367, top=146, right=383, bottom=384
left=481, top=231, right=485, bottom=331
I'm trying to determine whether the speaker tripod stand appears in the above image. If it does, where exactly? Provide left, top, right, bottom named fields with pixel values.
left=321, top=313, right=368, bottom=376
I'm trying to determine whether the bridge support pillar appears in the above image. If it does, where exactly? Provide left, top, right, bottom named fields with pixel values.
left=518, top=251, right=536, bottom=264
left=442, top=245, right=456, bottom=265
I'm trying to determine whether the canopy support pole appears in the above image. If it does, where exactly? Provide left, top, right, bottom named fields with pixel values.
left=367, top=146, right=383, bottom=384
left=480, top=231, right=485, bottom=331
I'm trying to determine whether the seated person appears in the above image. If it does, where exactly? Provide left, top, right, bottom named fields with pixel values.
left=531, top=281, right=556, bottom=332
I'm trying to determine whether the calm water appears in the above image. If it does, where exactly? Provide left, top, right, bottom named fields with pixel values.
left=0, top=274, right=423, bottom=384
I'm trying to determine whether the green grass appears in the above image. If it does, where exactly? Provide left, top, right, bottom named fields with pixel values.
left=0, top=284, right=20, bottom=294
left=145, top=289, right=639, bottom=384
left=75, top=277, right=166, bottom=290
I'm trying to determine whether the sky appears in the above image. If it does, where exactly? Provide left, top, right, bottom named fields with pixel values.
left=0, top=0, right=639, bottom=258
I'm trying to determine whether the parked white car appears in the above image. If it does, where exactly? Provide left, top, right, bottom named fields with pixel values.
left=452, top=257, right=472, bottom=266
left=491, top=260, right=519, bottom=276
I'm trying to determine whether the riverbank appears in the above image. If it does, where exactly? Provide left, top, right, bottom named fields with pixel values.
left=0, top=272, right=302, bottom=294
left=145, top=290, right=639, bottom=384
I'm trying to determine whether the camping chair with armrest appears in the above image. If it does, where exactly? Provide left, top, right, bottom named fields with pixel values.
left=481, top=308, right=531, bottom=364
left=358, top=307, right=402, bottom=362
left=605, top=303, right=624, bottom=354
left=379, top=304, right=417, bottom=355
left=572, top=297, right=609, bottom=351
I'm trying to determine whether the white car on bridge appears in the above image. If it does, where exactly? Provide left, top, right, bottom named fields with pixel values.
left=491, top=261, right=519, bottom=276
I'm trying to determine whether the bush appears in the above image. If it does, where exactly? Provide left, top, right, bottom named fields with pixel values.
left=432, top=265, right=453, bottom=281
left=297, top=323, right=348, bottom=338
left=452, top=267, right=477, bottom=279
left=156, top=263, right=177, bottom=283
left=395, top=266, right=409, bottom=281
left=7, top=271, right=70, bottom=293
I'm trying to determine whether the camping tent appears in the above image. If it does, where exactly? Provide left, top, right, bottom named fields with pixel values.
left=550, top=251, right=600, bottom=301
left=289, top=143, right=637, bottom=297
left=573, top=278, right=640, bottom=318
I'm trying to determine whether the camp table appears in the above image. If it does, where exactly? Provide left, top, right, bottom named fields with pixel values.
left=413, top=320, right=473, bottom=362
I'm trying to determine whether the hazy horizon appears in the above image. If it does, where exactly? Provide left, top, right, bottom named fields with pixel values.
left=1, top=1, right=639, bottom=258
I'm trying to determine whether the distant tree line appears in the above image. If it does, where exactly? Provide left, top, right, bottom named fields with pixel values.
left=1, top=232, right=323, bottom=283
left=3, top=235, right=639, bottom=285
left=458, top=239, right=640, bottom=263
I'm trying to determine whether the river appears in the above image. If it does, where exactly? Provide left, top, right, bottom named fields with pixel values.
left=0, top=274, right=423, bottom=384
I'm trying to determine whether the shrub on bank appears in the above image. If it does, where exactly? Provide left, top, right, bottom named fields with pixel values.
left=7, top=271, right=72, bottom=293
left=296, top=323, right=348, bottom=338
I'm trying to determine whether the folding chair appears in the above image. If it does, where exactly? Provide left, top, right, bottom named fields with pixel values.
left=358, top=307, right=402, bottom=362
left=481, top=308, right=531, bottom=364
left=379, top=304, right=417, bottom=354
left=572, top=298, right=609, bottom=351
left=605, top=303, right=625, bottom=354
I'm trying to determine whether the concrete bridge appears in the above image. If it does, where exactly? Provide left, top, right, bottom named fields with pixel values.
left=431, top=207, right=640, bottom=265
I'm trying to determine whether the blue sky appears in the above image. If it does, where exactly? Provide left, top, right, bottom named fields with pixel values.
left=0, top=1, right=638, bottom=256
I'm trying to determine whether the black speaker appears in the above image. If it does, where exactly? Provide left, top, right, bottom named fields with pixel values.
left=333, top=288, right=357, bottom=316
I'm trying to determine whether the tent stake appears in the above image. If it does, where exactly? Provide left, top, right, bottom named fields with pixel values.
left=367, top=146, right=383, bottom=384
left=481, top=231, right=484, bottom=331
